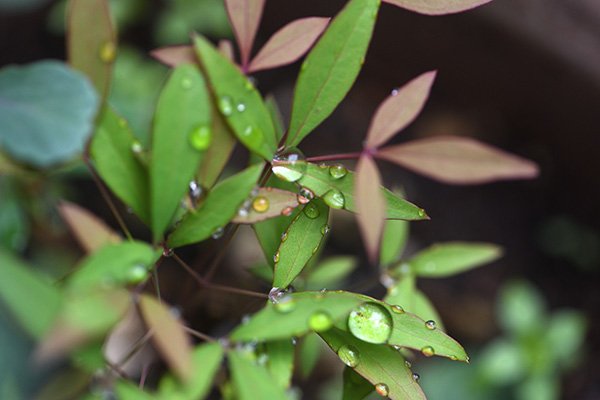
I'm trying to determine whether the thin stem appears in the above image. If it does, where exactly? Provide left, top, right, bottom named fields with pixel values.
left=115, top=329, right=154, bottom=368
left=203, top=224, right=240, bottom=282
left=139, top=364, right=150, bottom=389
left=306, top=151, right=363, bottom=163
left=182, top=326, right=216, bottom=342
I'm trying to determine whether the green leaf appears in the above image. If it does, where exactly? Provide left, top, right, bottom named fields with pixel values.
left=380, top=219, right=409, bottom=266
left=0, top=61, right=98, bottom=167
left=90, top=106, right=150, bottom=221
left=67, top=241, right=159, bottom=292
left=305, top=256, right=357, bottom=290
left=401, top=242, right=502, bottom=278
left=286, top=0, right=380, bottom=147
left=273, top=199, right=330, bottom=288
left=158, top=342, right=224, bottom=399
left=114, top=381, right=155, bottom=400
left=498, top=280, right=546, bottom=337
left=198, top=110, right=236, bottom=188
left=193, top=35, right=277, bottom=159
left=281, top=162, right=427, bottom=220
left=228, top=351, right=288, bottom=400
left=232, top=187, right=300, bottom=224
left=150, top=64, right=211, bottom=240
left=68, top=0, right=116, bottom=101
left=0, top=248, right=62, bottom=338
left=230, top=291, right=365, bottom=342
left=342, top=367, right=373, bottom=400
left=319, top=328, right=426, bottom=400
left=478, top=339, right=525, bottom=385
left=546, top=310, right=587, bottom=367
left=299, top=332, right=322, bottom=378
left=167, top=163, right=263, bottom=248
left=0, top=178, right=29, bottom=251
left=265, top=95, right=285, bottom=141
left=385, top=276, right=445, bottom=331
left=265, top=339, right=295, bottom=389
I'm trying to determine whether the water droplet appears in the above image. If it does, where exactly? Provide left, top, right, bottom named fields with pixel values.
left=211, top=227, right=224, bottom=239
left=244, top=80, right=255, bottom=91
left=131, top=140, right=143, bottom=154
left=236, top=102, right=246, bottom=112
left=237, top=207, right=249, bottom=218
left=281, top=207, right=294, bottom=216
left=299, top=187, right=315, bottom=201
left=412, top=373, right=420, bottom=382
left=308, top=311, right=333, bottom=332
left=418, top=208, right=426, bottom=218
left=280, top=232, right=288, bottom=242
left=375, top=383, right=389, bottom=397
left=272, top=148, right=307, bottom=182
left=405, top=360, right=412, bottom=368
left=189, top=180, right=203, bottom=205
left=338, top=345, right=360, bottom=367
left=391, top=305, right=404, bottom=314
left=323, top=190, right=345, bottom=209
left=391, top=87, right=400, bottom=96
left=450, top=355, right=458, bottom=361
left=274, top=295, right=296, bottom=313
left=425, top=320, right=436, bottom=330
left=303, top=203, right=320, bottom=219
left=348, top=303, right=393, bottom=344
left=329, top=164, right=348, bottom=179
left=162, top=247, right=173, bottom=257
left=252, top=196, right=269, bottom=213
left=269, top=287, right=285, bottom=303
left=219, top=96, right=234, bottom=116
left=291, top=337, right=298, bottom=345
left=188, top=125, right=212, bottom=151
left=273, top=251, right=280, bottom=263
left=181, top=77, right=193, bottom=89
left=127, top=264, right=147, bottom=284
left=257, top=352, right=269, bottom=366
left=99, top=40, right=117, bottom=63
left=297, top=195, right=310, bottom=205
left=241, top=125, right=264, bottom=148
left=421, top=346, right=435, bottom=357
left=320, top=224, right=330, bottom=235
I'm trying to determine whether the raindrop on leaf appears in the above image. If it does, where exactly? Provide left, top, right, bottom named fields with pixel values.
left=348, top=303, right=393, bottom=344
left=337, top=345, right=360, bottom=367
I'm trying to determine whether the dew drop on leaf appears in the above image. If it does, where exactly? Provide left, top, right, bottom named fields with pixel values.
left=272, top=148, right=307, bottom=182
left=412, top=372, right=420, bottom=382
left=127, top=264, right=148, bottom=284
left=337, top=345, right=360, bottom=367
left=280, top=232, right=288, bottom=242
left=329, top=164, right=348, bottom=179
left=421, top=346, right=435, bottom=357
left=323, top=189, right=345, bottom=209
left=219, top=96, right=234, bottom=116
left=320, top=224, right=330, bottom=235
left=211, top=227, right=224, bottom=239
left=418, top=208, right=426, bottom=218
left=188, top=125, right=212, bottom=151
left=244, top=79, right=255, bottom=91
left=274, top=295, right=296, bottom=313
left=236, top=102, right=246, bottom=112
left=390, top=305, right=405, bottom=314
left=308, top=311, right=333, bottom=332
left=299, top=187, right=315, bottom=201
left=303, top=203, right=320, bottom=219
left=273, top=251, right=280, bottom=263
left=347, top=303, right=393, bottom=344
left=425, top=320, right=436, bottom=330
left=131, top=140, right=143, bottom=154
left=188, top=180, right=203, bottom=206
left=252, top=196, right=269, bottom=213
left=99, top=40, right=116, bottom=63
left=405, top=360, right=412, bottom=368
left=269, top=287, right=285, bottom=303
left=375, top=383, right=389, bottom=397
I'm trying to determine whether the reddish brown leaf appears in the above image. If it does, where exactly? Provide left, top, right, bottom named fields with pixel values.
left=355, top=156, right=386, bottom=265
left=150, top=45, right=196, bottom=67
left=365, top=71, right=436, bottom=149
left=382, top=0, right=493, bottom=15
left=378, top=135, right=539, bottom=185
left=248, top=17, right=330, bottom=73
left=139, top=295, right=193, bottom=382
left=232, top=187, right=300, bottom=224
left=225, top=0, right=266, bottom=67
left=219, top=39, right=235, bottom=61
left=58, top=201, right=121, bottom=254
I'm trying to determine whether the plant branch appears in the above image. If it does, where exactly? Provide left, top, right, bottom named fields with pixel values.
left=306, top=151, right=363, bottom=163
left=182, top=326, right=216, bottom=342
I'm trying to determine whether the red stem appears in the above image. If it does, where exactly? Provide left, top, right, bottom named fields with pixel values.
left=306, top=151, right=364, bottom=163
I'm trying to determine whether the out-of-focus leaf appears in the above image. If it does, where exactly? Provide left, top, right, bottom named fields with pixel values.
left=286, top=0, right=379, bottom=147
left=498, top=280, right=546, bottom=337
left=150, top=45, right=196, bottom=67
left=198, top=110, right=236, bottom=188
left=401, top=242, right=502, bottom=278
left=380, top=219, right=409, bottom=266
left=342, top=367, right=374, bottom=400
left=219, top=39, right=235, bottom=60
left=273, top=199, right=329, bottom=288
left=224, top=0, right=265, bottom=66
left=90, top=106, right=150, bottom=221
left=58, top=201, right=121, bottom=253
left=319, top=328, right=426, bottom=400
left=478, top=339, right=525, bottom=386
left=378, top=135, right=539, bottom=185
left=114, top=381, right=155, bottom=400
left=0, top=61, right=98, bottom=167
left=150, top=64, right=211, bottom=240
left=265, top=95, right=285, bottom=141
left=365, top=71, right=436, bottom=149
left=248, top=17, right=330, bottom=73
left=232, top=187, right=300, bottom=224
left=139, top=295, right=193, bottom=382
left=194, top=35, right=277, bottom=159
left=228, top=350, right=288, bottom=400
left=305, top=256, right=357, bottom=290
left=265, top=339, right=295, bottom=389
left=299, top=332, right=322, bottom=378
left=67, top=241, right=158, bottom=292
left=0, top=179, right=28, bottom=251
left=382, top=0, right=492, bottom=15
left=355, top=156, right=385, bottom=264
left=168, top=163, right=263, bottom=248
left=283, top=162, right=427, bottom=220
left=158, top=342, right=224, bottom=399
left=0, top=249, right=62, bottom=338
left=34, top=369, right=90, bottom=400
left=230, top=291, right=365, bottom=342
left=68, top=0, right=115, bottom=102
left=546, top=310, right=587, bottom=366
left=516, top=374, right=558, bottom=400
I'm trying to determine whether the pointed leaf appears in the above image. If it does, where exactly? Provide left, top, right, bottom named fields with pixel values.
left=248, top=17, right=330, bottom=73
left=230, top=291, right=365, bottom=342
left=67, top=0, right=116, bottom=100
left=197, top=110, right=237, bottom=188
left=219, top=39, right=235, bottom=61
left=378, top=135, right=539, bottom=184
left=366, top=71, right=436, bottom=149
left=228, top=350, right=288, bottom=400
left=91, top=107, right=150, bottom=222
left=139, top=295, right=193, bottom=382
left=342, top=367, right=374, bottom=400
left=355, top=156, right=386, bottom=264
left=265, top=339, right=295, bottom=389
left=150, top=64, right=211, bottom=239
left=286, top=0, right=380, bottom=147
left=224, top=0, right=265, bottom=66
left=305, top=256, right=357, bottom=290
left=265, top=95, right=285, bottom=141
left=193, top=35, right=277, bottom=159
left=279, top=162, right=427, bottom=220
left=299, top=332, right=322, bottom=378
left=167, top=163, right=263, bottom=248
left=385, top=277, right=445, bottom=331
left=232, top=187, right=300, bottom=224
left=67, top=241, right=159, bottom=292
left=273, top=199, right=330, bottom=288
left=382, top=0, right=493, bottom=15
left=0, top=249, right=62, bottom=338
left=319, top=328, right=426, bottom=400
left=401, top=242, right=503, bottom=278
left=58, top=201, right=121, bottom=253
left=380, top=219, right=409, bottom=266
left=150, top=45, right=196, bottom=67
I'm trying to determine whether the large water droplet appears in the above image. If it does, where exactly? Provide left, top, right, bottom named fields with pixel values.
left=323, top=190, right=345, bottom=209
left=99, top=40, right=117, bottom=63
left=127, top=264, right=147, bottom=284
left=390, top=305, right=405, bottom=314
left=269, top=287, right=285, bottom=303
left=375, top=383, right=389, bottom=397
left=348, top=303, right=393, bottom=344
left=219, top=96, right=234, bottom=116
left=303, top=203, right=320, bottom=219
left=299, top=187, right=315, bottom=202
left=188, top=125, right=212, bottom=151
left=425, top=320, right=436, bottom=330
left=252, top=196, right=269, bottom=213
left=273, top=251, right=280, bottom=263
left=211, top=227, right=224, bottom=239
left=421, top=346, right=435, bottom=357
left=274, top=295, right=296, bottom=313
left=320, top=224, right=330, bottom=235
left=337, top=345, right=360, bottom=367
left=272, top=148, right=307, bottom=182
left=329, top=164, right=348, bottom=179
left=308, top=311, right=333, bottom=332
left=131, top=140, right=143, bottom=154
